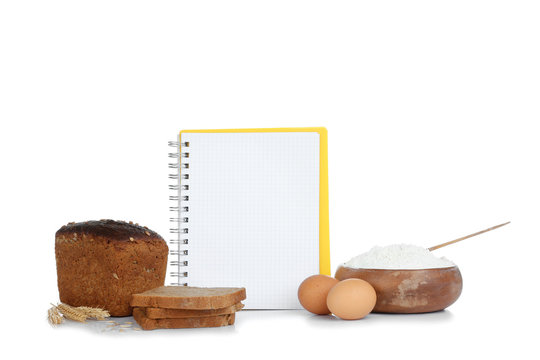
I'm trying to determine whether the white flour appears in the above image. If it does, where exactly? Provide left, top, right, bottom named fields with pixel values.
left=343, top=244, right=455, bottom=270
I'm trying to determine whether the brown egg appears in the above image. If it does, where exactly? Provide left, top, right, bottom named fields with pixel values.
left=298, top=275, right=339, bottom=314
left=326, top=278, right=377, bottom=320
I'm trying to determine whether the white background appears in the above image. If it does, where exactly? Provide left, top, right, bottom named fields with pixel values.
left=1, top=1, right=538, bottom=359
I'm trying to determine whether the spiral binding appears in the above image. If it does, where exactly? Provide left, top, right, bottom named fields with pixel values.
left=168, top=139, right=189, bottom=286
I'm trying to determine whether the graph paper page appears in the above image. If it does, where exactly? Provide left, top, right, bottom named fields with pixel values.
left=179, top=131, right=320, bottom=309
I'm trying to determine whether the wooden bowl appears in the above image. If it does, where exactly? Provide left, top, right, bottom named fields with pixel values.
left=335, top=265, right=463, bottom=313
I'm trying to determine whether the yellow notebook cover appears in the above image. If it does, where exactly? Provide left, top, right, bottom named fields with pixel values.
left=169, top=127, right=329, bottom=309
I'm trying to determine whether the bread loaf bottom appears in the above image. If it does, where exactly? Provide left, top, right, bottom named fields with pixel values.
left=132, top=308, right=235, bottom=330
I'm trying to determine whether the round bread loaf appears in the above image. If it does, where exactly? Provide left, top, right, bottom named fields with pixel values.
left=55, top=220, right=168, bottom=316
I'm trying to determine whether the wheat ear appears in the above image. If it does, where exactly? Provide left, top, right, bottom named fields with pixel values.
left=47, top=306, right=63, bottom=325
left=77, top=306, right=110, bottom=320
left=55, top=303, right=88, bottom=322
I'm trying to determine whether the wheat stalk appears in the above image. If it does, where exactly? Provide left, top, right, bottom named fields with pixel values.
left=55, top=303, right=88, bottom=322
left=47, top=306, right=63, bottom=325
left=77, top=306, right=110, bottom=320
left=49, top=303, right=111, bottom=324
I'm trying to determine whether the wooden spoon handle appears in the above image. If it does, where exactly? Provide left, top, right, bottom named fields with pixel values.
left=428, top=221, right=510, bottom=251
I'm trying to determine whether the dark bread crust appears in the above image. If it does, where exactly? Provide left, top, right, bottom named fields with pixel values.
left=56, top=219, right=162, bottom=242
left=55, top=220, right=168, bottom=316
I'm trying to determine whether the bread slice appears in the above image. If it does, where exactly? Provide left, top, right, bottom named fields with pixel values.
left=130, top=286, right=246, bottom=310
left=144, top=302, right=244, bottom=319
left=133, top=308, right=235, bottom=330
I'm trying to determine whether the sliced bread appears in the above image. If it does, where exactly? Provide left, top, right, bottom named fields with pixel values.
left=144, top=302, right=244, bottom=319
left=130, top=286, right=246, bottom=310
left=133, top=308, right=235, bottom=330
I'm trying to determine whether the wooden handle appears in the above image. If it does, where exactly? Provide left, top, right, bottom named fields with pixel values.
left=428, top=221, right=510, bottom=251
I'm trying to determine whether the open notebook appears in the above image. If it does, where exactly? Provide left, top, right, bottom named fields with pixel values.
left=168, top=128, right=329, bottom=309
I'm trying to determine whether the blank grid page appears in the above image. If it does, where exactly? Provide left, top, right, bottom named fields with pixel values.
left=180, top=132, right=320, bottom=309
